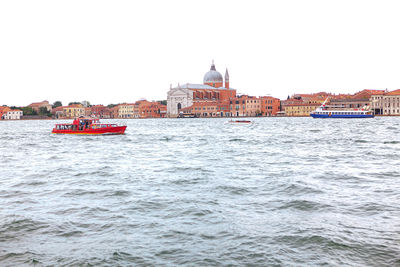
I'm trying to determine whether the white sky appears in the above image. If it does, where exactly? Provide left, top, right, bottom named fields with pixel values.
left=1, top=0, right=400, bottom=106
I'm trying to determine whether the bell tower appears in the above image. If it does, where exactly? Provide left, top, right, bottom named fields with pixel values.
left=224, top=68, right=229, bottom=89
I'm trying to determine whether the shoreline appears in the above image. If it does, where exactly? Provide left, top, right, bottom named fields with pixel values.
left=1, top=114, right=400, bottom=121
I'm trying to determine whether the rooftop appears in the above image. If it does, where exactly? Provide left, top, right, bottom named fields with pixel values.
left=385, top=89, right=400, bottom=96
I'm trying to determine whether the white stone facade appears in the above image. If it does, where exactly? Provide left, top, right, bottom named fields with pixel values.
left=167, top=87, right=193, bottom=117
left=3, top=110, right=23, bottom=120
left=371, top=91, right=400, bottom=115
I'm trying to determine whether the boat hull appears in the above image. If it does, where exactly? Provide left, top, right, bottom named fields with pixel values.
left=310, top=114, right=374, bottom=118
left=52, top=126, right=127, bottom=135
left=228, top=120, right=252, bottom=123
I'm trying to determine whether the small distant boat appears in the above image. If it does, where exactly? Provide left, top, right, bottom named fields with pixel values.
left=228, top=119, right=252, bottom=124
left=52, top=117, right=127, bottom=135
left=310, top=98, right=374, bottom=118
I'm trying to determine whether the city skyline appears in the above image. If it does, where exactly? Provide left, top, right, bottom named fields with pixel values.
left=2, top=0, right=400, bottom=106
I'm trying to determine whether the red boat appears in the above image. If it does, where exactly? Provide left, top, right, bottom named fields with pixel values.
left=52, top=118, right=127, bottom=135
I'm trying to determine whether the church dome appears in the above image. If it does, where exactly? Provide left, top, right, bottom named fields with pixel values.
left=203, top=61, right=223, bottom=84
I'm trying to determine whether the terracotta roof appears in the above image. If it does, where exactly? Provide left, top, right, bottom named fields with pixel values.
left=385, top=89, right=400, bottom=96
left=28, top=101, right=50, bottom=107
left=331, top=98, right=370, bottom=103
left=180, top=106, right=193, bottom=111
left=119, top=103, right=136, bottom=106
left=0, top=106, right=11, bottom=112
left=281, top=98, right=304, bottom=104
left=66, top=104, right=84, bottom=108
left=285, top=103, right=320, bottom=107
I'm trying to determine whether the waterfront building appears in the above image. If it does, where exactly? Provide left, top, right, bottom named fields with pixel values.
left=330, top=98, right=371, bottom=109
left=193, top=101, right=227, bottom=117
left=260, top=96, right=281, bottom=116
left=285, top=103, right=320, bottom=116
left=330, top=89, right=385, bottom=109
left=136, top=100, right=167, bottom=118
left=292, top=92, right=331, bottom=104
left=118, top=103, right=135, bottom=118
left=133, top=102, right=140, bottom=118
left=246, top=97, right=262, bottom=116
left=0, top=107, right=23, bottom=120
left=167, top=61, right=236, bottom=118
left=84, top=107, right=92, bottom=117
left=229, top=95, right=261, bottom=117
left=0, top=107, right=10, bottom=119
left=111, top=106, right=119, bottom=118
left=282, top=90, right=384, bottom=116
left=281, top=92, right=355, bottom=113
left=371, top=89, right=400, bottom=115
left=90, top=105, right=112, bottom=118
left=28, top=100, right=52, bottom=113
left=242, top=95, right=261, bottom=117
left=230, top=95, right=247, bottom=117
left=280, top=98, right=304, bottom=112
left=63, top=104, right=85, bottom=119
left=52, top=106, right=66, bottom=119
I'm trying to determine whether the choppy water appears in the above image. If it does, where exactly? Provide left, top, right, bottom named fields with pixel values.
left=0, top=117, right=399, bottom=266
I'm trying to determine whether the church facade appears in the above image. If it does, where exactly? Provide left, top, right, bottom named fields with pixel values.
left=167, top=61, right=236, bottom=118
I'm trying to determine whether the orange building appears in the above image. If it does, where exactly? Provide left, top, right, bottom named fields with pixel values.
left=260, top=96, right=281, bottom=116
left=0, top=106, right=11, bottom=119
left=111, top=106, right=119, bottom=118
left=229, top=95, right=260, bottom=117
left=90, top=105, right=112, bottom=118
left=52, top=106, right=66, bottom=119
left=136, top=100, right=167, bottom=118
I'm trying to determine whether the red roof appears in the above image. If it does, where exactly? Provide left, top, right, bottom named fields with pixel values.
left=0, top=106, right=11, bottom=112
left=353, top=89, right=385, bottom=98
left=180, top=106, right=193, bottom=112
left=385, top=89, right=400, bottom=96
left=285, top=103, right=320, bottom=107
left=28, top=100, right=50, bottom=107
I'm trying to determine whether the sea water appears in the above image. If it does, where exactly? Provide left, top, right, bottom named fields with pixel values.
left=0, top=117, right=399, bottom=266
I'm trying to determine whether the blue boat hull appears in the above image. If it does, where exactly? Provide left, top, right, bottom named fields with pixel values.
left=310, top=114, right=374, bottom=118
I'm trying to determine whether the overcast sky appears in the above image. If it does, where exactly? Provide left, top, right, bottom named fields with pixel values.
left=1, top=0, right=400, bottom=106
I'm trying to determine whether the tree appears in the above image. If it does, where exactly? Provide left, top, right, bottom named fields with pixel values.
left=68, top=102, right=81, bottom=106
left=52, top=101, right=62, bottom=108
left=158, top=100, right=167, bottom=105
left=107, top=104, right=118, bottom=108
left=39, top=106, right=51, bottom=116
left=20, top=106, right=37, bottom=116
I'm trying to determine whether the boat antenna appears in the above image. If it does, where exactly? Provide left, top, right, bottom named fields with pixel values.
left=321, top=97, right=329, bottom=108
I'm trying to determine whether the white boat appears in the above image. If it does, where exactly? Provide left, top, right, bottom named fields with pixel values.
left=310, top=98, right=374, bottom=118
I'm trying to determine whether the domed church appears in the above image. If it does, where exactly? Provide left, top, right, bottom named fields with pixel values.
left=167, top=61, right=236, bottom=117
left=203, top=60, right=226, bottom=88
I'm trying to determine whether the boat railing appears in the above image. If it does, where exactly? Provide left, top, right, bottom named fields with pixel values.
left=91, top=123, right=120, bottom=129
